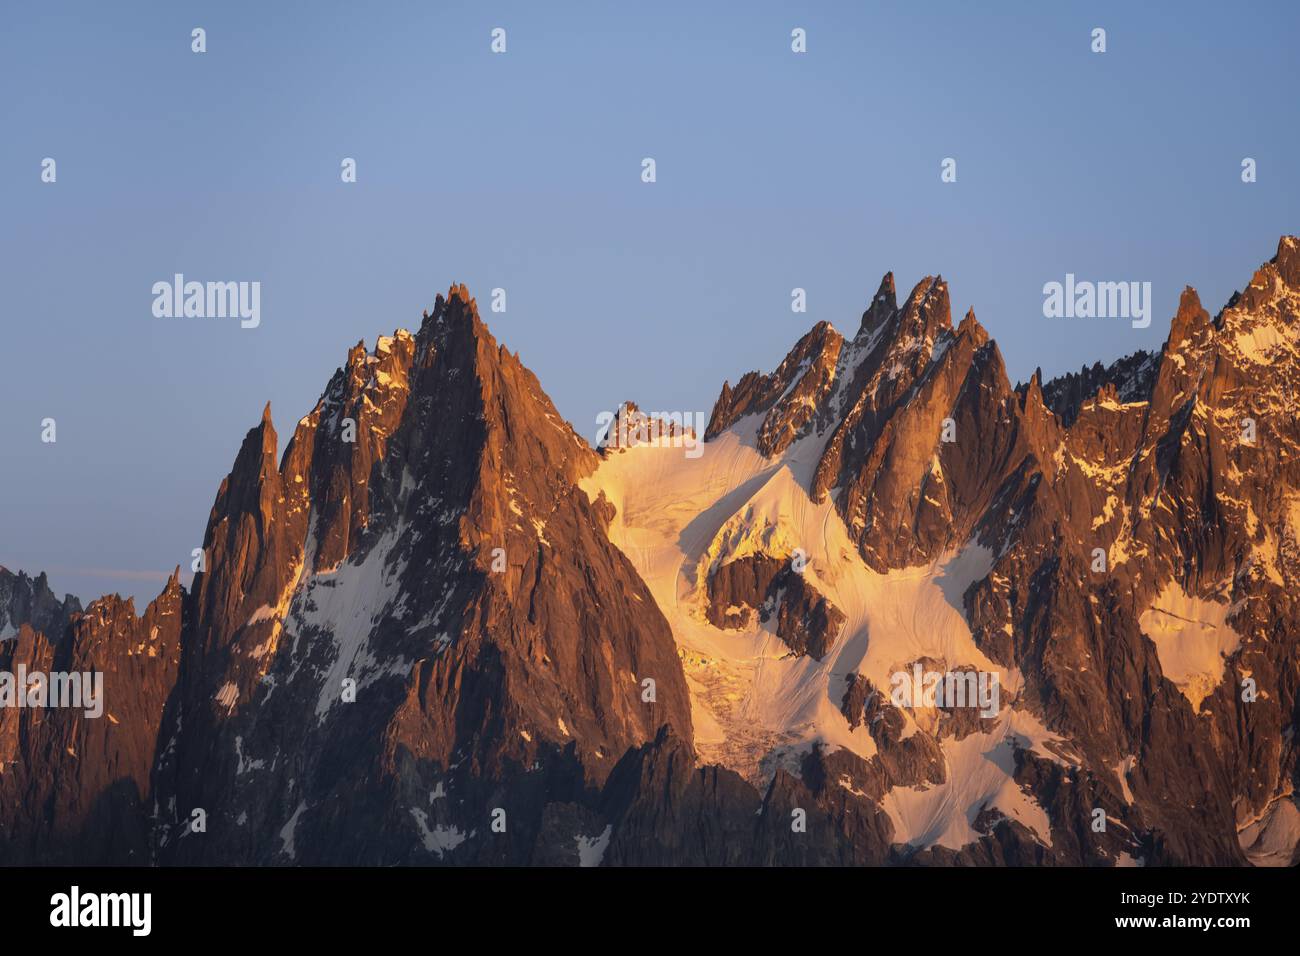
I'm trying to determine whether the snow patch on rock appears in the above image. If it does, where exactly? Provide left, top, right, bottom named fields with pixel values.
left=1138, top=582, right=1241, bottom=712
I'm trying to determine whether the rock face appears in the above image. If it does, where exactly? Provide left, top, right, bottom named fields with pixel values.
left=598, top=400, right=696, bottom=453
left=1040, top=350, right=1158, bottom=427
left=3, top=240, right=1298, bottom=866
left=0, top=567, right=81, bottom=642
left=149, top=287, right=694, bottom=864
left=707, top=321, right=845, bottom=458
left=705, top=555, right=845, bottom=660
left=0, top=573, right=182, bottom=864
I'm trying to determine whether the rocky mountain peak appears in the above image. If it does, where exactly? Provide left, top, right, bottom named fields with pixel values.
left=146, top=281, right=694, bottom=864
left=598, top=400, right=697, bottom=454
left=0, top=567, right=82, bottom=641
left=1167, top=286, right=1212, bottom=351
left=1272, top=233, right=1300, bottom=288
left=859, top=272, right=898, bottom=335
left=705, top=320, right=844, bottom=454
left=900, top=275, right=953, bottom=336
left=957, top=307, right=990, bottom=348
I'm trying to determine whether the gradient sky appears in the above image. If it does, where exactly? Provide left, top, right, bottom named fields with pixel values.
left=3, top=1, right=1298, bottom=605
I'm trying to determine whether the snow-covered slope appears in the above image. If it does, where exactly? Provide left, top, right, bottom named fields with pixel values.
left=584, top=384, right=1065, bottom=854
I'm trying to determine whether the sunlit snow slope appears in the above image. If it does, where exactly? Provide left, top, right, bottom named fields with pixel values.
left=583, top=413, right=1068, bottom=850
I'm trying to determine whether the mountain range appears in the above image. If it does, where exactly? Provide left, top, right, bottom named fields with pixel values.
left=3, top=238, right=1298, bottom=866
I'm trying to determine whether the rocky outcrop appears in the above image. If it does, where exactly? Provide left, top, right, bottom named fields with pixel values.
left=705, top=554, right=785, bottom=629
left=597, top=400, right=695, bottom=453
left=0, top=567, right=81, bottom=641
left=706, top=321, right=844, bottom=457
left=0, top=572, right=182, bottom=864
left=1039, top=350, right=1157, bottom=427
left=705, top=554, right=844, bottom=660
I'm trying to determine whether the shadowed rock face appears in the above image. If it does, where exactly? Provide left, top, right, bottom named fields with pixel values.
left=705, top=553, right=786, bottom=629
left=705, top=554, right=845, bottom=661
left=1040, top=349, right=1158, bottom=427
left=0, top=568, right=81, bottom=642
left=3, top=239, right=1298, bottom=866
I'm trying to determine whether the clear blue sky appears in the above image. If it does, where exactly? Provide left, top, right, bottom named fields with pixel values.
left=3, top=1, right=1297, bottom=605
